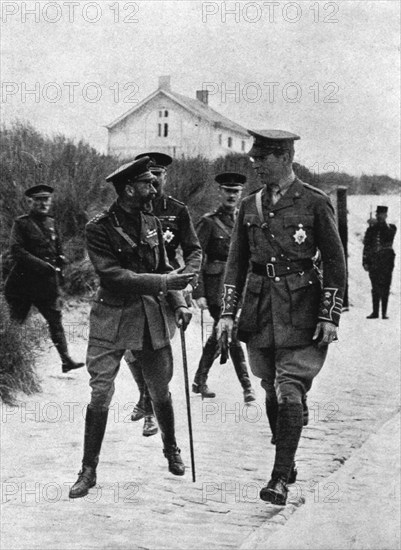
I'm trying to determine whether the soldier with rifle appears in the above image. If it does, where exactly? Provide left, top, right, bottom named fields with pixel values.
left=363, top=205, right=397, bottom=319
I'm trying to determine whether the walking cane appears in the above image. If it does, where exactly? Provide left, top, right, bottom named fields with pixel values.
left=180, top=326, right=196, bottom=482
left=201, top=308, right=204, bottom=348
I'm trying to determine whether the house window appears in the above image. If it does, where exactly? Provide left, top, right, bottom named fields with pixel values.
left=164, top=123, right=169, bottom=137
left=218, top=134, right=222, bottom=145
left=164, top=110, right=169, bottom=117
left=241, top=140, right=246, bottom=151
left=158, top=123, right=162, bottom=137
left=228, top=137, right=232, bottom=148
left=159, top=111, right=163, bottom=118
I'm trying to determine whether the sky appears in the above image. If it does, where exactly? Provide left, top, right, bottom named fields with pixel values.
left=1, top=0, right=400, bottom=178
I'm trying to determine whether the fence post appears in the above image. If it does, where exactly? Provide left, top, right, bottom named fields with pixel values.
left=337, top=186, right=349, bottom=310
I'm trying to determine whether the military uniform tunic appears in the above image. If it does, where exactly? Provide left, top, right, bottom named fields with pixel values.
left=193, top=206, right=235, bottom=317
left=221, top=178, right=346, bottom=348
left=152, top=194, right=202, bottom=273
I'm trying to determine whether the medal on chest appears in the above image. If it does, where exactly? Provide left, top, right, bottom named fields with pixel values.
left=293, top=224, right=307, bottom=245
left=163, top=228, right=175, bottom=243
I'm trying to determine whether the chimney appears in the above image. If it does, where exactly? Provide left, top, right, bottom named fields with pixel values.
left=196, top=90, right=209, bottom=105
left=158, top=75, right=171, bottom=90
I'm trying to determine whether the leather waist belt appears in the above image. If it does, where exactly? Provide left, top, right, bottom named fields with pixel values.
left=252, top=259, right=313, bottom=278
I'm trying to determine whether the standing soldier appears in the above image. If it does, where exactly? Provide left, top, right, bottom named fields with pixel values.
left=4, top=184, right=84, bottom=373
left=125, top=152, right=202, bottom=437
left=363, top=206, right=397, bottom=319
left=69, top=158, right=194, bottom=499
left=192, top=173, right=256, bottom=402
left=218, top=130, right=346, bottom=505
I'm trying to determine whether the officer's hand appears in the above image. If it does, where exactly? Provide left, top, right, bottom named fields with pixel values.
left=166, top=272, right=195, bottom=291
left=217, top=316, right=234, bottom=344
left=195, top=297, right=208, bottom=310
left=175, top=307, right=192, bottom=331
left=313, top=321, right=338, bottom=346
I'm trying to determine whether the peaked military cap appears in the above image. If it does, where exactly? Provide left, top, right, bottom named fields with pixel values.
left=135, top=152, right=172, bottom=173
left=25, top=184, right=54, bottom=198
left=376, top=206, right=388, bottom=214
left=105, top=157, right=153, bottom=185
left=248, top=129, right=300, bottom=156
left=215, top=172, right=246, bottom=188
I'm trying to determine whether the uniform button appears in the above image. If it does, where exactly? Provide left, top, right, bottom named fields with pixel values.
left=271, top=234, right=275, bottom=238
left=274, top=276, right=280, bottom=282
left=322, top=308, right=328, bottom=314
left=269, top=212, right=275, bottom=218
left=271, top=257, right=276, bottom=262
left=309, top=280, right=313, bottom=284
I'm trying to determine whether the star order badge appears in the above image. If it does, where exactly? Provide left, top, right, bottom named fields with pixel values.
left=163, top=229, right=174, bottom=243
left=293, top=223, right=307, bottom=245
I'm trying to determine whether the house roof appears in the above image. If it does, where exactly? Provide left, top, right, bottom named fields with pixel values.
left=106, top=88, right=250, bottom=137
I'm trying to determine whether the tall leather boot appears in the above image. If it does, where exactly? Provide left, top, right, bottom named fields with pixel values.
left=229, top=341, right=255, bottom=402
left=152, top=395, right=185, bottom=476
left=69, top=406, right=108, bottom=499
left=192, top=334, right=219, bottom=398
left=127, top=360, right=153, bottom=421
left=367, top=289, right=380, bottom=319
left=50, top=321, right=84, bottom=373
left=260, top=402, right=303, bottom=505
left=381, top=286, right=390, bottom=319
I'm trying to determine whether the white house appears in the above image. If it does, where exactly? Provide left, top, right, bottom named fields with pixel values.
left=106, top=76, right=252, bottom=160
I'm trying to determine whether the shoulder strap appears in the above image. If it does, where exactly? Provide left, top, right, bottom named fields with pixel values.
left=255, top=189, right=264, bottom=224
left=213, top=216, right=232, bottom=238
left=110, top=212, right=137, bottom=250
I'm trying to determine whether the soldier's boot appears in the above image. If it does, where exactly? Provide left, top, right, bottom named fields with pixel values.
left=229, top=341, right=256, bottom=403
left=265, top=394, right=278, bottom=445
left=260, top=402, right=303, bottom=505
left=69, top=406, right=108, bottom=499
left=192, top=335, right=219, bottom=398
left=142, top=395, right=158, bottom=438
left=302, top=394, right=309, bottom=426
left=51, top=324, right=84, bottom=373
left=126, top=360, right=151, bottom=421
left=153, top=395, right=185, bottom=476
left=366, top=290, right=380, bottom=319
left=381, top=288, right=390, bottom=319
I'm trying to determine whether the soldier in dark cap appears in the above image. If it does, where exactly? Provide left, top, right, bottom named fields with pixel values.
left=69, top=157, right=195, bottom=499
left=191, top=172, right=255, bottom=402
left=124, top=152, right=202, bottom=437
left=363, top=205, right=397, bottom=319
left=218, top=130, right=346, bottom=505
left=4, top=184, right=84, bottom=373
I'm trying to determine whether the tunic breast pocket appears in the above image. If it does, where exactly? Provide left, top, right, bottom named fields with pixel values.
left=243, top=214, right=263, bottom=253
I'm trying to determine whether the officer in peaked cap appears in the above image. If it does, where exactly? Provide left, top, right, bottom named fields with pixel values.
left=24, top=184, right=55, bottom=198
left=217, top=129, right=346, bottom=505
left=192, top=172, right=255, bottom=402
left=363, top=205, right=397, bottom=319
left=123, top=152, right=202, bottom=438
left=69, top=157, right=195, bottom=499
left=4, top=184, right=84, bottom=373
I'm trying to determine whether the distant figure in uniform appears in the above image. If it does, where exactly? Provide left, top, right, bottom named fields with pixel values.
left=218, top=130, right=346, bottom=505
left=4, top=184, right=84, bottom=373
left=69, top=158, right=194, bottom=499
left=363, top=206, right=397, bottom=319
left=192, top=173, right=256, bottom=402
left=124, top=152, right=202, bottom=437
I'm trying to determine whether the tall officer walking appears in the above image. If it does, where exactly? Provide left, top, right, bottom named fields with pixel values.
left=218, top=130, right=346, bottom=505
